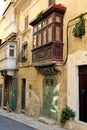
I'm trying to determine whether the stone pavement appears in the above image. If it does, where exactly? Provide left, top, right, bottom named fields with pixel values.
left=0, top=109, right=67, bottom=130
left=0, top=115, right=35, bottom=130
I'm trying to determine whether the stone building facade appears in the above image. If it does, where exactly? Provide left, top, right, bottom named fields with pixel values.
left=0, top=0, right=87, bottom=129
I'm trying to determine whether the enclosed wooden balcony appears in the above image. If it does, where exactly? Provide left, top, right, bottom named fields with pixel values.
left=32, top=42, right=63, bottom=66
left=30, top=4, right=66, bottom=66
left=0, top=41, right=17, bottom=76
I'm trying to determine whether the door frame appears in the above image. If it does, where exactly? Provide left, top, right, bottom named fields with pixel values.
left=79, top=65, right=87, bottom=122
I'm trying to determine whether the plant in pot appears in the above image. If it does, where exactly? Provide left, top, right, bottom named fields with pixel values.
left=72, top=13, right=85, bottom=38
left=60, top=105, right=76, bottom=128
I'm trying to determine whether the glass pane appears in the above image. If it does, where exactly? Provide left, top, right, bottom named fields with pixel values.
left=56, top=16, right=61, bottom=23
left=48, top=16, right=52, bottom=24
left=50, top=79, right=54, bottom=85
left=56, top=26, right=61, bottom=41
left=43, top=30, right=46, bottom=44
left=38, top=23, right=42, bottom=30
left=48, top=26, right=52, bottom=42
left=38, top=33, right=42, bottom=46
left=9, top=49, right=14, bottom=57
left=9, top=45, right=14, bottom=48
left=45, top=79, right=49, bottom=85
left=33, top=35, right=37, bottom=48
left=43, top=20, right=46, bottom=27
left=34, top=26, right=37, bottom=33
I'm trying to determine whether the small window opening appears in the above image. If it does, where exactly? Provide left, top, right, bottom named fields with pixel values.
left=9, top=49, right=14, bottom=57
left=48, top=0, right=55, bottom=5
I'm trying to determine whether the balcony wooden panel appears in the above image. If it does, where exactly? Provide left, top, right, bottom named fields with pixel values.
left=32, top=42, right=63, bottom=66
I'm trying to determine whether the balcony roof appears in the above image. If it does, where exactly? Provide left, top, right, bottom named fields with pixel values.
left=29, top=4, right=66, bottom=26
left=0, top=41, right=16, bottom=49
left=3, top=2, right=13, bottom=15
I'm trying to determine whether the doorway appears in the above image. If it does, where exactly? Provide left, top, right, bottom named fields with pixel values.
left=43, top=76, right=58, bottom=120
left=21, top=79, right=26, bottom=110
left=79, top=66, right=87, bottom=122
left=4, top=76, right=10, bottom=107
left=0, top=84, right=2, bottom=106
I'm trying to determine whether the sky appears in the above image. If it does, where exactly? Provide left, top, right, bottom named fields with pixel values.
left=0, top=0, right=6, bottom=17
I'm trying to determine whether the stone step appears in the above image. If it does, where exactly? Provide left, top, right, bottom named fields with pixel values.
left=38, top=117, right=57, bottom=125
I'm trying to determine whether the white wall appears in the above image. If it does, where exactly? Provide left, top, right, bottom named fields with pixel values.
left=67, top=50, right=87, bottom=120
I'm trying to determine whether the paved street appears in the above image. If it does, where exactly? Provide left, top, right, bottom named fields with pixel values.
left=0, top=115, right=35, bottom=130
left=0, top=109, right=67, bottom=130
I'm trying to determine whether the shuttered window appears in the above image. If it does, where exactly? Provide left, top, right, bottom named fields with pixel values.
left=25, top=15, right=28, bottom=29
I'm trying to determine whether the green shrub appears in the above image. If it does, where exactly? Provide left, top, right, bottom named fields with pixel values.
left=37, top=11, right=43, bottom=20
left=60, top=106, right=76, bottom=127
left=72, top=14, right=85, bottom=38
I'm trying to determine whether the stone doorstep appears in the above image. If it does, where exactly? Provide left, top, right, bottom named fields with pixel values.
left=38, top=117, right=57, bottom=125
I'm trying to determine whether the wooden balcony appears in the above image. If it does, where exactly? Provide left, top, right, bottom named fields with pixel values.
left=32, top=41, right=63, bottom=66
left=0, top=41, right=17, bottom=73
left=30, top=4, right=66, bottom=66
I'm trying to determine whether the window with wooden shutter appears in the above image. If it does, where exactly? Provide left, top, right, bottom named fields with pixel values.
left=25, top=15, right=28, bottom=29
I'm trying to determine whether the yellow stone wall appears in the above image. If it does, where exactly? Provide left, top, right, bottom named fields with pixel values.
left=15, top=0, right=67, bottom=119
left=0, top=0, right=87, bottom=129
left=16, top=1, right=87, bottom=129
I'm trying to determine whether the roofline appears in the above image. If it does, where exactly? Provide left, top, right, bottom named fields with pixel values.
left=29, top=4, right=66, bottom=26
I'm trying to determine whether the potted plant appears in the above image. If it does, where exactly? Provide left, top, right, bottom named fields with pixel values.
left=72, top=13, right=85, bottom=38
left=37, top=11, right=43, bottom=20
left=60, top=105, right=76, bottom=128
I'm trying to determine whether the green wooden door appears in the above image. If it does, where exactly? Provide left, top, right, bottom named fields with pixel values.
left=10, top=78, right=17, bottom=110
left=43, top=76, right=58, bottom=119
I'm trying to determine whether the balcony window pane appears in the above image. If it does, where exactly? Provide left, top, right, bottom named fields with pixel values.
left=9, top=49, right=14, bottom=57
left=48, top=16, right=52, bottom=24
left=56, top=16, right=61, bottom=23
left=56, top=26, right=61, bottom=41
left=43, top=20, right=46, bottom=27
left=34, top=26, right=37, bottom=33
left=48, top=26, right=52, bottom=42
left=43, top=30, right=46, bottom=44
left=38, top=23, right=41, bottom=30
left=33, top=35, right=37, bottom=48
left=38, top=33, right=42, bottom=46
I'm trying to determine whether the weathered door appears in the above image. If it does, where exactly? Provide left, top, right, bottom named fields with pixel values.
left=79, top=66, right=87, bottom=122
left=43, top=76, right=58, bottom=120
left=10, top=78, right=17, bottom=110
left=4, top=76, right=9, bottom=106
left=21, top=79, right=26, bottom=109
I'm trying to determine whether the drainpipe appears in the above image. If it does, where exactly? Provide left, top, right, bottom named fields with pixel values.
left=58, top=12, right=87, bottom=66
